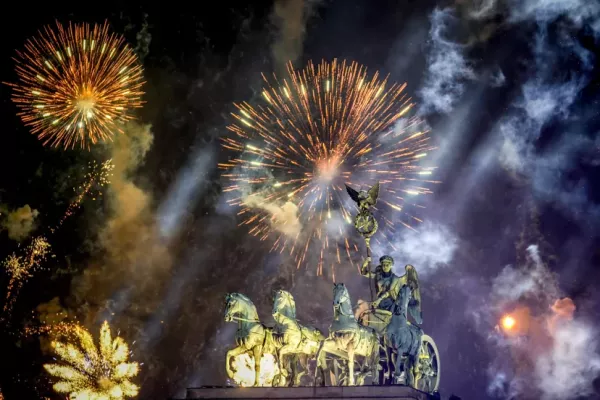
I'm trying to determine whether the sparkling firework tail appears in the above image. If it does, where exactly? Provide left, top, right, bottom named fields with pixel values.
left=2, top=160, right=114, bottom=319
left=7, top=21, right=145, bottom=149
left=44, top=321, right=140, bottom=400
left=53, top=159, right=115, bottom=232
left=219, top=59, right=439, bottom=275
left=2, top=237, right=51, bottom=316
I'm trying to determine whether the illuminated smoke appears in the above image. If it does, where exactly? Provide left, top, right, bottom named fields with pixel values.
left=270, top=0, right=321, bottom=74
left=0, top=204, right=39, bottom=241
left=418, top=8, right=475, bottom=114
left=486, top=245, right=600, bottom=399
left=390, top=220, right=458, bottom=277
left=242, top=193, right=301, bottom=237
left=70, top=122, right=172, bottom=330
left=157, top=147, right=215, bottom=239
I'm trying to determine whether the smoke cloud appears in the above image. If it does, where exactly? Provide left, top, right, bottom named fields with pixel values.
left=70, top=122, right=172, bottom=330
left=242, top=193, right=301, bottom=237
left=0, top=204, right=39, bottom=242
left=418, top=8, right=475, bottom=114
left=270, top=0, right=309, bottom=74
left=486, top=245, right=600, bottom=399
left=391, top=220, right=458, bottom=277
left=536, top=315, right=600, bottom=400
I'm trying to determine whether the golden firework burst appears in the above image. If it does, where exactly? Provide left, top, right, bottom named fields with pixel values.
left=44, top=321, right=140, bottom=399
left=219, top=59, right=437, bottom=274
left=8, top=21, right=145, bottom=149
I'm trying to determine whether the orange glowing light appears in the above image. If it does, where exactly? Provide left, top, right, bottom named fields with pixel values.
left=502, top=315, right=516, bottom=330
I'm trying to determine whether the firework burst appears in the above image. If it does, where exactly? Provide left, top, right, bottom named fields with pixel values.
left=8, top=21, right=144, bottom=149
left=44, top=321, right=140, bottom=400
left=219, top=59, right=437, bottom=275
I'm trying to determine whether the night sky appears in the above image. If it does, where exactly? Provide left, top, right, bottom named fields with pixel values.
left=1, top=1, right=600, bottom=399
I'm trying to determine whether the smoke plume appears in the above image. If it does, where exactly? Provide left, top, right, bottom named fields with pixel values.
left=242, top=193, right=301, bottom=237
left=419, top=8, right=475, bottom=114
left=391, top=220, right=458, bottom=277
left=486, top=245, right=600, bottom=399
left=0, top=204, right=39, bottom=242
left=270, top=0, right=320, bottom=74
left=70, top=122, right=172, bottom=330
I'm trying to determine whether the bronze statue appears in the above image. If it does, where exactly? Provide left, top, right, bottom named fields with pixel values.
left=222, top=181, right=441, bottom=393
left=272, top=290, right=325, bottom=386
left=315, top=283, right=381, bottom=386
left=345, top=181, right=379, bottom=212
left=385, top=284, right=423, bottom=386
left=224, top=293, right=278, bottom=386
left=345, top=182, right=379, bottom=241
left=360, top=256, right=421, bottom=319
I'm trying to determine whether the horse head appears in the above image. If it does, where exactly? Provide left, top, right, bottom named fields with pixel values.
left=224, top=292, right=252, bottom=322
left=332, top=283, right=351, bottom=308
left=273, top=289, right=296, bottom=320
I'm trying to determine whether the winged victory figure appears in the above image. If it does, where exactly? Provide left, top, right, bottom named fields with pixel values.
left=345, top=181, right=380, bottom=212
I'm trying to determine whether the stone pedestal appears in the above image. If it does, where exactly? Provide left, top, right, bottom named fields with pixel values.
left=185, top=386, right=438, bottom=400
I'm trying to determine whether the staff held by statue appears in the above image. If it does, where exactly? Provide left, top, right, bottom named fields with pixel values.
left=345, top=181, right=380, bottom=302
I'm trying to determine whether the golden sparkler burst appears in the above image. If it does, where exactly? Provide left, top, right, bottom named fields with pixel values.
left=219, top=59, right=437, bottom=275
left=44, top=321, right=140, bottom=400
left=3, top=236, right=51, bottom=315
left=8, top=21, right=145, bottom=149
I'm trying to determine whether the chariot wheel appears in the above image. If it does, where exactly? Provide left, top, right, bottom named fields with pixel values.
left=414, top=334, right=440, bottom=393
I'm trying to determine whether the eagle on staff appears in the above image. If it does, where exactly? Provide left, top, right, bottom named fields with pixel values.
left=345, top=181, right=380, bottom=240
left=345, top=181, right=380, bottom=212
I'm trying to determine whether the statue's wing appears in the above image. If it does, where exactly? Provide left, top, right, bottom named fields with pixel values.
left=367, top=181, right=380, bottom=206
left=345, top=184, right=361, bottom=204
left=406, top=264, right=423, bottom=324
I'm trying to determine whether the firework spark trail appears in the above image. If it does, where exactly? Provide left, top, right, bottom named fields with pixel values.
left=53, top=159, right=115, bottom=232
left=219, top=59, right=438, bottom=274
left=24, top=321, right=82, bottom=342
left=7, top=21, right=145, bottom=149
left=2, top=237, right=51, bottom=316
left=1, top=160, right=114, bottom=318
left=44, top=321, right=140, bottom=400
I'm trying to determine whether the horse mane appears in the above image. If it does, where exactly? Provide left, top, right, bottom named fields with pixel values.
left=275, top=290, right=297, bottom=319
left=231, top=293, right=259, bottom=320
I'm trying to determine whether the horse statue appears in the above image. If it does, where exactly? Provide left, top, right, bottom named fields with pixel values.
left=272, top=290, right=326, bottom=386
left=385, top=284, right=424, bottom=386
left=316, top=283, right=380, bottom=386
left=224, top=293, right=278, bottom=386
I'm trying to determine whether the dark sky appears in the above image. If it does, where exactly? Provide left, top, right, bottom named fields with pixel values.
left=1, top=1, right=600, bottom=399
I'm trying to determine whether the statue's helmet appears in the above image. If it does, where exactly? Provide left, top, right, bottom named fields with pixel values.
left=379, top=255, right=394, bottom=265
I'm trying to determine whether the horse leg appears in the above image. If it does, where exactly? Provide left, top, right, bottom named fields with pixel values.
left=295, top=354, right=308, bottom=386
left=394, top=351, right=404, bottom=385
left=371, top=340, right=380, bottom=385
left=347, top=341, right=355, bottom=386
left=252, top=345, right=263, bottom=387
left=314, top=340, right=327, bottom=386
left=226, top=345, right=247, bottom=381
left=405, top=354, right=416, bottom=388
left=278, top=344, right=294, bottom=386
left=289, top=354, right=299, bottom=387
left=386, top=344, right=393, bottom=384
